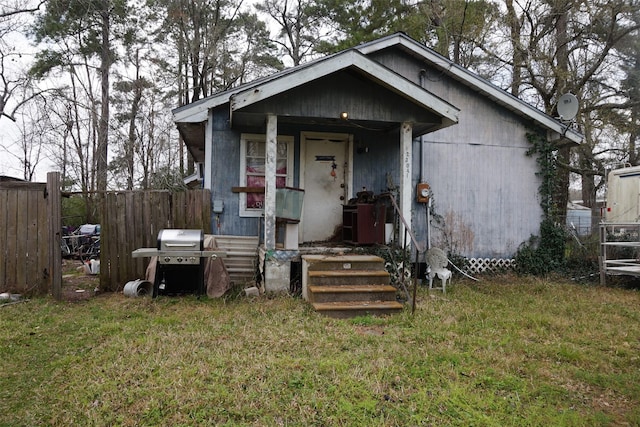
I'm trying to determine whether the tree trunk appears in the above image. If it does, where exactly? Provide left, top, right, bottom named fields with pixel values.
left=506, top=0, right=523, bottom=96
left=552, top=2, right=571, bottom=221
left=97, top=2, right=110, bottom=195
left=126, top=50, right=143, bottom=190
left=630, top=54, right=640, bottom=165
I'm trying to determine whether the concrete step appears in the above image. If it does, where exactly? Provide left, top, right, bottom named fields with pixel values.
left=308, top=284, right=398, bottom=303
left=307, top=270, right=390, bottom=286
left=311, top=300, right=404, bottom=318
left=302, top=254, right=387, bottom=272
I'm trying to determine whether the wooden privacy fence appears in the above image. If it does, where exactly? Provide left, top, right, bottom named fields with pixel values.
left=0, top=173, right=62, bottom=297
left=100, top=189, right=211, bottom=292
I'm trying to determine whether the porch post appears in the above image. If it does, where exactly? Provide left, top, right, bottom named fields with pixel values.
left=264, top=114, right=277, bottom=250
left=400, top=122, right=413, bottom=247
left=203, top=109, right=213, bottom=190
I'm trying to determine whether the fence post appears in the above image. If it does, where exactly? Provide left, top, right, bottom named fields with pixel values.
left=599, top=223, right=606, bottom=287
left=47, top=172, right=62, bottom=300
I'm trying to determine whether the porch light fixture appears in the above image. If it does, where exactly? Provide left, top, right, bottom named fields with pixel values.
left=340, top=111, right=348, bottom=120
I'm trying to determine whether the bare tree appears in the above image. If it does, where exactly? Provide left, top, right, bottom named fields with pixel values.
left=0, top=0, right=47, bottom=123
left=488, top=0, right=639, bottom=224
left=256, top=0, right=327, bottom=66
left=31, top=0, right=129, bottom=194
left=149, top=0, right=281, bottom=175
left=2, top=100, right=45, bottom=180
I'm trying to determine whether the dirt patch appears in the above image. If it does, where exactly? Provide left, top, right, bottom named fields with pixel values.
left=61, top=259, right=100, bottom=302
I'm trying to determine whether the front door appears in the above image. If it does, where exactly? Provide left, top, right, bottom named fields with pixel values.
left=301, top=132, right=352, bottom=242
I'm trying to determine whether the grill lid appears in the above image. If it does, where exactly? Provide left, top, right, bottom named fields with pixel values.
left=157, top=229, right=204, bottom=251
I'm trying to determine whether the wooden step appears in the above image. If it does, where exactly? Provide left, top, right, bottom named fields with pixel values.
left=311, top=300, right=404, bottom=318
left=307, top=270, right=390, bottom=286
left=302, top=254, right=387, bottom=272
left=308, top=284, right=397, bottom=303
left=302, top=254, right=402, bottom=317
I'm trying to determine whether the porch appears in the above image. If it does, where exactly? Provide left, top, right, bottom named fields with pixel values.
left=173, top=49, right=460, bottom=257
left=172, top=44, right=462, bottom=312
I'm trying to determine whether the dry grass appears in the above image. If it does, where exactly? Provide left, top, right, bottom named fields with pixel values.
left=1, top=276, right=640, bottom=426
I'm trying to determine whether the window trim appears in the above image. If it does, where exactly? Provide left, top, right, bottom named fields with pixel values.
left=239, top=133, right=294, bottom=217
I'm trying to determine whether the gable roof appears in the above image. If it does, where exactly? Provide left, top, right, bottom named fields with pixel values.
left=173, top=49, right=460, bottom=131
left=356, top=33, right=583, bottom=144
left=173, top=33, right=583, bottom=146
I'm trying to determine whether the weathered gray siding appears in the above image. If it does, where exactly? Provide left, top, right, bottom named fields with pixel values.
left=207, top=47, right=544, bottom=258
left=209, top=106, right=259, bottom=237
left=351, top=129, right=400, bottom=195
left=372, top=48, right=542, bottom=258
left=243, top=71, right=441, bottom=124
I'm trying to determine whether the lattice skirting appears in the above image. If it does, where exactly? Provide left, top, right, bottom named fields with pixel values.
left=463, top=258, right=516, bottom=274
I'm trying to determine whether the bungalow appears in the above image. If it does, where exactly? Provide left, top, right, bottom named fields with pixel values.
left=173, top=33, right=582, bottom=292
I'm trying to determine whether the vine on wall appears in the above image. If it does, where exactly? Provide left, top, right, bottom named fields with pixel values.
left=515, top=132, right=567, bottom=275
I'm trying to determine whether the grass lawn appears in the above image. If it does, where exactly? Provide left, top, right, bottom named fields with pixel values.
left=1, top=276, right=639, bottom=426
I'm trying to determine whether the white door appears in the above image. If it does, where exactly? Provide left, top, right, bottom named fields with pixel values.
left=301, top=132, right=352, bottom=242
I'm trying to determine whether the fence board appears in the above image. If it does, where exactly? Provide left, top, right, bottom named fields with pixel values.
left=38, top=182, right=49, bottom=294
left=26, top=188, right=39, bottom=287
left=100, top=189, right=211, bottom=292
left=0, top=179, right=56, bottom=296
left=101, top=192, right=117, bottom=291
left=114, top=192, right=127, bottom=288
left=0, top=189, right=7, bottom=289
left=15, top=189, right=29, bottom=288
left=124, top=191, right=136, bottom=283
left=4, top=190, right=18, bottom=289
left=47, top=173, right=62, bottom=299
left=132, top=190, right=145, bottom=274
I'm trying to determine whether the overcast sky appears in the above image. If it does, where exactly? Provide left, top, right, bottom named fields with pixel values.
left=0, top=12, right=54, bottom=181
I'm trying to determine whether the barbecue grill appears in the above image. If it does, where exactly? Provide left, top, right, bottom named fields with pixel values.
left=132, top=229, right=224, bottom=297
left=157, top=229, right=204, bottom=265
left=154, top=229, right=204, bottom=296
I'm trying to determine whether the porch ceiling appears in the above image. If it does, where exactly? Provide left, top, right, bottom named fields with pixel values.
left=175, top=114, right=442, bottom=165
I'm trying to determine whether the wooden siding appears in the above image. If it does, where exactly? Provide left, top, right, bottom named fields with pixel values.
left=100, top=189, right=212, bottom=292
left=372, top=49, right=543, bottom=258
left=210, top=106, right=262, bottom=237
left=242, top=71, right=441, bottom=124
left=350, top=129, right=401, bottom=196
left=0, top=174, right=61, bottom=296
left=205, top=46, right=544, bottom=258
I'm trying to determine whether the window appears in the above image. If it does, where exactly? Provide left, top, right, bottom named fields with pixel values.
left=239, top=134, right=294, bottom=217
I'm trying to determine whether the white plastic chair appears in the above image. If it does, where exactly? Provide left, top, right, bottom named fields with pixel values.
left=426, top=247, right=452, bottom=293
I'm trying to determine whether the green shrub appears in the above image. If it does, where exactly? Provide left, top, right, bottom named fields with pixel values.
left=564, top=233, right=600, bottom=281
left=515, top=219, right=566, bottom=276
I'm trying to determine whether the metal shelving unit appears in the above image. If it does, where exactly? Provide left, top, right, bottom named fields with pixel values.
left=599, top=222, right=640, bottom=284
